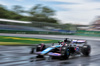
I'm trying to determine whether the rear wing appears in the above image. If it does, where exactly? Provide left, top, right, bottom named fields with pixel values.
left=72, top=39, right=87, bottom=44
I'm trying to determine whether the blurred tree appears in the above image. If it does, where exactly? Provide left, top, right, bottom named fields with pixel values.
left=62, top=23, right=76, bottom=30
left=12, top=5, right=25, bottom=14
left=0, top=5, right=8, bottom=18
left=0, top=4, right=29, bottom=22
left=29, top=4, right=42, bottom=17
left=42, top=6, right=55, bottom=17
left=0, top=4, right=58, bottom=24
left=28, top=4, right=57, bottom=23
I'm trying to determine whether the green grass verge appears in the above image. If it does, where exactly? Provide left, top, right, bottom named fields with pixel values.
left=0, top=36, right=59, bottom=45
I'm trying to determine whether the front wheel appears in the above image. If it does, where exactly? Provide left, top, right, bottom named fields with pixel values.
left=60, top=46, right=70, bottom=60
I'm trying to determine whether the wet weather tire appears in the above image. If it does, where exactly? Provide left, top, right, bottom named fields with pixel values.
left=36, top=44, right=46, bottom=58
left=36, top=44, right=46, bottom=52
left=60, top=46, right=70, bottom=60
left=81, top=45, right=91, bottom=56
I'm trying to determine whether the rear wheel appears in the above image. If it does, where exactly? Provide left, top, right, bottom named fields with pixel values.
left=60, top=46, right=70, bottom=60
left=36, top=44, right=46, bottom=52
left=81, top=45, right=91, bottom=56
left=36, top=44, right=46, bottom=58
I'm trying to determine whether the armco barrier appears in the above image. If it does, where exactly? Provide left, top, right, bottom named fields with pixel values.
left=75, top=30, right=100, bottom=37
left=0, top=30, right=74, bottom=35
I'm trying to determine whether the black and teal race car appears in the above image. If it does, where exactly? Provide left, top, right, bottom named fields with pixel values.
left=32, top=38, right=91, bottom=60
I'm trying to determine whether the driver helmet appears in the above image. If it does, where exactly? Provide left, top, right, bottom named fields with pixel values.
left=64, top=38, right=72, bottom=43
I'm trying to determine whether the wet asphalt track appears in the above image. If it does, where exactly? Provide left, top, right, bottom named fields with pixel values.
left=0, top=34, right=100, bottom=66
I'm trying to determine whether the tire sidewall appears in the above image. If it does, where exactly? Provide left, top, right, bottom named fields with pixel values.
left=81, top=45, right=91, bottom=56
left=61, top=46, right=70, bottom=59
left=36, top=44, right=46, bottom=52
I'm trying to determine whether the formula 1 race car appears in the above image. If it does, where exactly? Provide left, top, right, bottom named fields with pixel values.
left=34, top=38, right=91, bottom=60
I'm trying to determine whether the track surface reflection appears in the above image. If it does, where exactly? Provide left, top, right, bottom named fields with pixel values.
left=0, top=40, right=100, bottom=66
